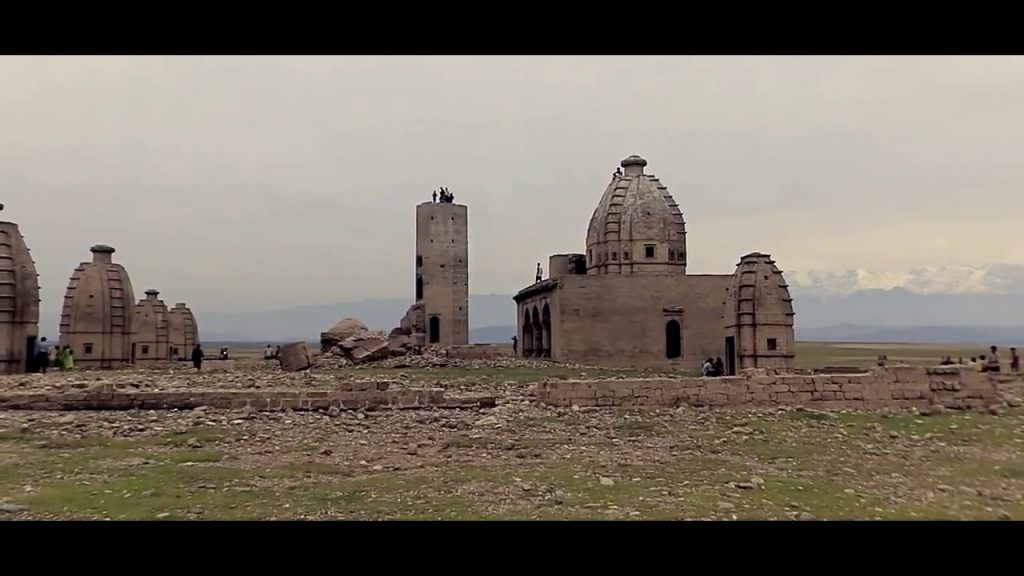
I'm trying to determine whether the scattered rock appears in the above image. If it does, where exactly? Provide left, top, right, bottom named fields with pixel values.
left=998, top=510, right=1012, bottom=520
left=736, top=481, right=757, bottom=490
left=54, top=414, right=76, bottom=424
left=599, top=476, right=615, bottom=487
left=936, top=484, right=953, bottom=493
left=156, top=512, right=171, bottom=519
left=795, top=511, right=816, bottom=521
left=750, top=476, right=765, bottom=488
left=986, top=405, right=1001, bottom=416
left=473, top=415, right=500, bottom=428
left=186, top=438, right=202, bottom=449
left=326, top=406, right=341, bottom=418
left=355, top=412, right=366, bottom=421
left=318, top=448, right=333, bottom=456
left=405, top=443, right=419, bottom=456
left=888, top=430, right=899, bottom=439
left=1004, top=396, right=1022, bottom=408
left=716, top=501, right=735, bottom=511
left=0, top=503, right=29, bottom=514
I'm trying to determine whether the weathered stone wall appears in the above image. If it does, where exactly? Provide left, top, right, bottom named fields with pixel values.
left=518, top=273, right=732, bottom=369
left=446, top=344, right=512, bottom=359
left=536, top=366, right=1009, bottom=410
left=0, top=385, right=494, bottom=412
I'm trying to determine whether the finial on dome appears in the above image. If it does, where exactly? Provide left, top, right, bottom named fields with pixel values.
left=90, top=244, right=115, bottom=263
left=145, top=289, right=160, bottom=299
left=620, top=155, right=647, bottom=175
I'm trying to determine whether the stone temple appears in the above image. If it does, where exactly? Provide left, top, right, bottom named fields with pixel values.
left=59, top=245, right=136, bottom=368
left=513, top=155, right=795, bottom=372
left=0, top=213, right=40, bottom=374
left=397, top=199, right=469, bottom=347
left=132, top=289, right=170, bottom=363
left=167, top=303, right=199, bottom=361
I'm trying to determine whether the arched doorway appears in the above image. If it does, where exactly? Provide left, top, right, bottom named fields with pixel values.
left=531, top=305, right=542, bottom=358
left=541, top=303, right=552, bottom=358
left=428, top=315, right=440, bottom=344
left=416, top=276, right=424, bottom=301
left=522, top=309, right=534, bottom=357
left=665, top=320, right=681, bottom=359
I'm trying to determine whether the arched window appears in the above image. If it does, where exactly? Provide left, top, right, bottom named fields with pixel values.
left=666, top=320, right=681, bottom=359
left=531, top=305, right=543, bottom=358
left=416, top=275, right=424, bottom=300
left=428, top=316, right=440, bottom=344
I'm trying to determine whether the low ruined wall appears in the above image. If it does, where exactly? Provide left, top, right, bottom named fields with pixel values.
left=536, top=366, right=1012, bottom=411
left=446, top=344, right=512, bottom=359
left=0, top=386, right=494, bottom=412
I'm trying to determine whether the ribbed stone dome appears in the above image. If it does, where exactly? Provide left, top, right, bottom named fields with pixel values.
left=0, top=219, right=40, bottom=374
left=168, top=303, right=199, bottom=359
left=725, top=252, right=796, bottom=370
left=585, top=155, right=687, bottom=275
left=133, top=289, right=170, bottom=363
left=59, top=245, right=136, bottom=368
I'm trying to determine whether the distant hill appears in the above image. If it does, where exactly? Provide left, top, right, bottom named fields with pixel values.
left=796, top=324, right=1024, bottom=345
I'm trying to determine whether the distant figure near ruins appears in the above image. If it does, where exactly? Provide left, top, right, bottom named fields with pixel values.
left=59, top=245, right=135, bottom=369
left=0, top=205, right=40, bottom=374
left=513, top=155, right=796, bottom=371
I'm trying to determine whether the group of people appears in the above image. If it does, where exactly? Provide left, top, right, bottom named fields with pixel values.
left=28, top=337, right=75, bottom=373
left=432, top=187, right=455, bottom=203
left=263, top=345, right=281, bottom=360
left=701, top=357, right=726, bottom=377
left=939, top=345, right=1019, bottom=373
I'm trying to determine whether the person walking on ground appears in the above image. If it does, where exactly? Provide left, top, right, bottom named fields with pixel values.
left=987, top=345, right=1001, bottom=373
left=192, top=344, right=204, bottom=371
left=1011, top=347, right=1020, bottom=373
left=62, top=346, right=74, bottom=371
left=34, top=338, right=51, bottom=374
left=511, top=335, right=518, bottom=356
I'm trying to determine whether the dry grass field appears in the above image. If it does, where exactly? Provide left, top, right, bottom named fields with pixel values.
left=1, top=340, right=1020, bottom=521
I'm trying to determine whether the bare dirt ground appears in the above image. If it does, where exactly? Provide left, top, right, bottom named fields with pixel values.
left=2, top=358, right=1023, bottom=520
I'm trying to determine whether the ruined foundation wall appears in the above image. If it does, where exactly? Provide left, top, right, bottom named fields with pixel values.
left=446, top=344, right=513, bottom=359
left=536, top=366, right=1009, bottom=410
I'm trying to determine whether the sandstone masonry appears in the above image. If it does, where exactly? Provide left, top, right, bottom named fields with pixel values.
left=536, top=366, right=1011, bottom=411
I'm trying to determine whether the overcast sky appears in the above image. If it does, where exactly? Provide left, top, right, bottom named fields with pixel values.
left=3, top=56, right=1023, bottom=323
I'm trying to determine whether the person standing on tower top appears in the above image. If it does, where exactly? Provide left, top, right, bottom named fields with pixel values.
left=535, top=262, right=543, bottom=283
left=432, top=190, right=437, bottom=203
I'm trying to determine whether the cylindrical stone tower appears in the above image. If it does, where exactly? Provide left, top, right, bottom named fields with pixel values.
left=0, top=217, right=40, bottom=375
left=415, top=200, right=469, bottom=346
left=133, top=289, right=170, bottom=363
left=59, top=245, right=136, bottom=368
left=167, top=302, right=199, bottom=360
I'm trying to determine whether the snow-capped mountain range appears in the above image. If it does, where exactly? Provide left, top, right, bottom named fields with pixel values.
left=787, top=264, right=1024, bottom=297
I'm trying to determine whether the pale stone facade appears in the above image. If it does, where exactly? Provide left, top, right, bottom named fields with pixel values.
left=410, top=201, right=469, bottom=347
left=132, top=289, right=170, bottom=363
left=0, top=219, right=40, bottom=374
left=167, top=303, right=198, bottom=360
left=59, top=245, right=136, bottom=368
left=513, top=155, right=795, bottom=371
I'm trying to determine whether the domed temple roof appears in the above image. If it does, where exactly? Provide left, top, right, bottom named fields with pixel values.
left=0, top=220, right=40, bottom=374
left=59, top=245, right=135, bottom=367
left=585, top=155, right=687, bottom=275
